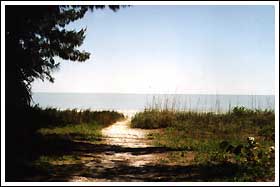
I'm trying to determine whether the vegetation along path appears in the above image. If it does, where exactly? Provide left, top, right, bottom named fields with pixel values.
left=26, top=117, right=202, bottom=182
left=68, top=118, right=184, bottom=182
left=24, top=114, right=255, bottom=182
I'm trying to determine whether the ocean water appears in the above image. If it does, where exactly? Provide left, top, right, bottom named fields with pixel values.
left=32, top=93, right=275, bottom=115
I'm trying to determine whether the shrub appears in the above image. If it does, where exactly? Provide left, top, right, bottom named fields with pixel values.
left=216, top=137, right=275, bottom=181
left=27, top=106, right=124, bottom=129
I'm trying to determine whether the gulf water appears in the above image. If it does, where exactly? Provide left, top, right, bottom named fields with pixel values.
left=32, top=93, right=274, bottom=115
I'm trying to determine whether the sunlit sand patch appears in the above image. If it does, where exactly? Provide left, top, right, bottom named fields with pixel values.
left=102, top=152, right=157, bottom=167
left=80, top=118, right=160, bottom=168
left=68, top=176, right=110, bottom=182
left=101, top=118, right=153, bottom=148
left=67, top=119, right=164, bottom=182
left=116, top=110, right=140, bottom=118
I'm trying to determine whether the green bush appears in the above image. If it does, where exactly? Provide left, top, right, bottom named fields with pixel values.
left=27, top=105, right=124, bottom=129
left=216, top=137, right=275, bottom=181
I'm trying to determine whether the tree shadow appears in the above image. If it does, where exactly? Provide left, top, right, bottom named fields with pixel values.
left=31, top=134, right=186, bottom=156
left=6, top=133, right=241, bottom=182
left=5, top=133, right=182, bottom=181
left=20, top=160, right=240, bottom=182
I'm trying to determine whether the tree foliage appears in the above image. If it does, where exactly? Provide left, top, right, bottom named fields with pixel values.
left=5, top=5, right=123, bottom=108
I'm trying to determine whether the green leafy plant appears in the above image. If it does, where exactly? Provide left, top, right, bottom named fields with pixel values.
left=217, top=137, right=275, bottom=181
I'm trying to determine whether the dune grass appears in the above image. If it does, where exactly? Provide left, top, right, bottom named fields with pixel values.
left=131, top=107, right=274, bottom=147
left=27, top=105, right=125, bottom=128
left=34, top=107, right=125, bottom=143
left=131, top=106, right=275, bottom=181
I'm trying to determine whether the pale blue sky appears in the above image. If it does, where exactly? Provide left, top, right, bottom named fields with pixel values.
left=32, top=5, right=275, bottom=95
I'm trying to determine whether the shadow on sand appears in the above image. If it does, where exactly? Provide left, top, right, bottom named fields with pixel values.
left=6, top=134, right=241, bottom=182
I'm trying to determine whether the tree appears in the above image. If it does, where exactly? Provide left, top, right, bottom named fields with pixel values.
left=5, top=5, right=124, bottom=108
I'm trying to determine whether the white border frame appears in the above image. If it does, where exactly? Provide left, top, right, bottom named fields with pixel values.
left=1, top=1, right=279, bottom=186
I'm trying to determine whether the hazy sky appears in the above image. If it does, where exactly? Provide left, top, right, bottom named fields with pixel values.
left=32, top=5, right=275, bottom=95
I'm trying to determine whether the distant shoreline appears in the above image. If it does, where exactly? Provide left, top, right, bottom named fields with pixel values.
left=31, top=93, right=275, bottom=112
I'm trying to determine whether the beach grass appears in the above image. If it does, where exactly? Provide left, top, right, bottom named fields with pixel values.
left=131, top=106, right=275, bottom=181
left=27, top=105, right=125, bottom=128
